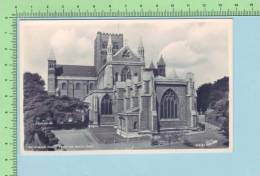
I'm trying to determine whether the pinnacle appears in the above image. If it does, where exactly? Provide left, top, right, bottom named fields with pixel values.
left=48, top=48, right=56, bottom=60
left=149, top=60, right=156, bottom=69
left=157, top=55, right=165, bottom=66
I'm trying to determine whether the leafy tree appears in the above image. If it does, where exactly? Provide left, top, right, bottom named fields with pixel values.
left=23, top=72, right=88, bottom=149
left=197, top=77, right=229, bottom=113
left=197, top=83, right=212, bottom=113
left=23, top=72, right=47, bottom=101
left=213, top=76, right=229, bottom=92
left=23, top=72, right=48, bottom=145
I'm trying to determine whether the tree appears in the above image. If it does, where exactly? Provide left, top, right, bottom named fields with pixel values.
left=23, top=72, right=89, bottom=149
left=23, top=72, right=48, bottom=146
left=213, top=76, right=229, bottom=92
left=197, top=77, right=229, bottom=113
left=197, top=83, right=212, bottom=113
left=23, top=72, right=47, bottom=100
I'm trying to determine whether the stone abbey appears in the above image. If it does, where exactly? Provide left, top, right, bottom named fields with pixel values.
left=48, top=32, right=198, bottom=137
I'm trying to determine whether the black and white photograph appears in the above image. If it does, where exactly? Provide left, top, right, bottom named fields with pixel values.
left=20, top=19, right=232, bottom=152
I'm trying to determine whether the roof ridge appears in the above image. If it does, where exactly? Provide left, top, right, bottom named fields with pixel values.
left=56, top=64, right=97, bottom=77
left=57, top=64, right=95, bottom=67
left=157, top=55, right=166, bottom=66
left=113, top=45, right=139, bottom=59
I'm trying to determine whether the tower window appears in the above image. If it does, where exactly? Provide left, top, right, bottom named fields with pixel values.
left=101, top=51, right=107, bottom=55
left=133, top=121, right=137, bottom=129
left=113, top=45, right=119, bottom=49
left=85, top=83, right=88, bottom=94
left=75, top=83, right=81, bottom=90
left=61, top=83, right=67, bottom=90
left=115, top=72, right=119, bottom=82
left=135, top=85, right=138, bottom=96
left=127, top=86, right=131, bottom=97
left=102, top=42, right=107, bottom=48
left=89, top=82, right=94, bottom=90
left=49, top=63, right=54, bottom=68
left=113, top=42, right=119, bottom=49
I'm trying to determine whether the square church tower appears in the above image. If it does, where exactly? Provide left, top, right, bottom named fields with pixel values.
left=94, top=32, right=124, bottom=72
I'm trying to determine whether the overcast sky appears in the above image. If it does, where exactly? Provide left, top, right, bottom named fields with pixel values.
left=20, top=19, right=232, bottom=87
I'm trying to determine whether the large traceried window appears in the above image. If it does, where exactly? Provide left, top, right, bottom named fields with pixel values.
left=101, top=94, right=112, bottom=115
left=160, top=89, right=178, bottom=119
left=121, top=66, right=131, bottom=81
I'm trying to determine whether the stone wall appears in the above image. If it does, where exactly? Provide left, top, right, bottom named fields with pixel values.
left=112, top=64, right=142, bottom=82
left=117, top=114, right=139, bottom=133
left=57, top=79, right=96, bottom=99
left=139, top=95, right=151, bottom=131
left=100, top=115, right=115, bottom=126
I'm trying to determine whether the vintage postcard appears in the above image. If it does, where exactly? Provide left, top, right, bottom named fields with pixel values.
left=19, top=19, right=232, bottom=153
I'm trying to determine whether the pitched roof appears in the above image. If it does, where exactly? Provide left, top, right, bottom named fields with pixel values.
left=149, top=61, right=156, bottom=69
left=157, top=55, right=166, bottom=66
left=113, top=45, right=140, bottom=61
left=56, top=65, right=97, bottom=77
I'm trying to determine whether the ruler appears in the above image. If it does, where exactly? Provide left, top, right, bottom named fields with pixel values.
left=0, top=0, right=259, bottom=176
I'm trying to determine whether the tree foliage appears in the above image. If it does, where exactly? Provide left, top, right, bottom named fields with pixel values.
left=23, top=72, right=88, bottom=148
left=197, top=83, right=213, bottom=113
left=23, top=72, right=47, bottom=101
left=197, top=76, right=229, bottom=113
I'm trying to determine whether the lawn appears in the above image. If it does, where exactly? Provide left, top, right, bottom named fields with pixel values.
left=52, top=129, right=96, bottom=150
left=52, top=124, right=228, bottom=151
left=88, top=127, right=150, bottom=144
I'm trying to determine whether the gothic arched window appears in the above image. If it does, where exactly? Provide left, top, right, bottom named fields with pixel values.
left=113, top=42, right=119, bottom=49
left=61, top=83, right=67, bottom=90
left=75, top=83, right=81, bottom=90
left=160, top=89, right=178, bottom=119
left=121, top=67, right=131, bottom=81
left=102, top=42, right=107, bottom=49
left=133, top=121, right=137, bottom=129
left=89, top=82, right=94, bottom=90
left=101, top=94, right=112, bottom=115
left=115, top=72, right=119, bottom=82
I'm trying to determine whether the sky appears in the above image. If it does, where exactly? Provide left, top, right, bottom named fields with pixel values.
left=19, top=19, right=232, bottom=87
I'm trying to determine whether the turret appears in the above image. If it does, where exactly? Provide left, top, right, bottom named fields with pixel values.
left=104, top=35, right=113, bottom=88
left=149, top=60, right=155, bottom=69
left=94, top=32, right=123, bottom=72
left=106, top=34, right=113, bottom=63
left=149, top=60, right=157, bottom=76
left=157, top=55, right=166, bottom=77
left=48, top=49, right=56, bottom=95
left=138, top=38, right=144, bottom=59
left=186, top=72, right=197, bottom=128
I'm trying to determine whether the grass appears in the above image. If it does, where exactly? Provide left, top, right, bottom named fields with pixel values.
left=88, top=127, right=150, bottom=144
